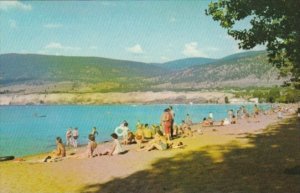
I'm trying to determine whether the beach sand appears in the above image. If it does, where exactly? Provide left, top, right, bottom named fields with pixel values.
left=0, top=108, right=299, bottom=193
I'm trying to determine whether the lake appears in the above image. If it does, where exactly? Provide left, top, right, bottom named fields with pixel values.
left=0, top=104, right=270, bottom=157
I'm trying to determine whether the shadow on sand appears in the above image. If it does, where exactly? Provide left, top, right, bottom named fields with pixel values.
left=80, top=117, right=300, bottom=193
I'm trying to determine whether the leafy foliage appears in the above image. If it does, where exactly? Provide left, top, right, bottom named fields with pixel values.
left=206, top=0, right=300, bottom=85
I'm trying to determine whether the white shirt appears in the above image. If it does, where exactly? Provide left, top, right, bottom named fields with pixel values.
left=113, top=139, right=123, bottom=155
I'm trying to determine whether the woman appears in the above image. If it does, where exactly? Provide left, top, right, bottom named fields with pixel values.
left=100, top=133, right=124, bottom=156
left=145, top=130, right=168, bottom=151
left=44, top=137, right=66, bottom=162
left=86, top=134, right=99, bottom=158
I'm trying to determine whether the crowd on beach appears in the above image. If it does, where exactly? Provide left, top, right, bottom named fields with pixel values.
left=45, top=104, right=297, bottom=162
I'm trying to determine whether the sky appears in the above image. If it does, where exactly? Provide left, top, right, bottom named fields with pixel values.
left=0, top=1, right=265, bottom=63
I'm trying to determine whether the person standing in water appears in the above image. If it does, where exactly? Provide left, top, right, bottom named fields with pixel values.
left=91, top=127, right=99, bottom=138
left=185, top=113, right=192, bottom=125
left=72, top=128, right=79, bottom=148
left=66, top=128, right=73, bottom=147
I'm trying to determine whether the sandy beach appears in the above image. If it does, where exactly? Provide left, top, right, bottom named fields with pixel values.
left=0, top=106, right=299, bottom=193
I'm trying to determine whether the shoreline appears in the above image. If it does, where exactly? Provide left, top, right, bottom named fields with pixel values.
left=0, top=91, right=234, bottom=105
left=1, top=103, right=297, bottom=159
left=1, top=108, right=299, bottom=193
left=6, top=104, right=297, bottom=160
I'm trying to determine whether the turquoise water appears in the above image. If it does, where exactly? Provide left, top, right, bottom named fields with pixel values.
left=0, top=104, right=270, bottom=157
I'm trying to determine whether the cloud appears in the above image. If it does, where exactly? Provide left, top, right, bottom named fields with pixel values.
left=126, top=44, right=144, bottom=54
left=43, top=23, right=63, bottom=29
left=9, top=19, right=17, bottom=28
left=0, top=1, right=32, bottom=11
left=182, top=42, right=207, bottom=57
left=45, top=42, right=81, bottom=51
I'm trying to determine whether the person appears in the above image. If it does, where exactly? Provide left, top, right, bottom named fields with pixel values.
left=66, top=128, right=73, bottom=146
left=127, top=130, right=135, bottom=144
left=223, top=118, right=230, bottom=125
left=202, top=118, right=211, bottom=127
left=135, top=125, right=144, bottom=149
left=86, top=134, right=99, bottom=158
left=145, top=130, right=168, bottom=151
left=72, top=128, right=79, bottom=148
left=121, top=122, right=129, bottom=145
left=254, top=104, right=260, bottom=116
left=228, top=110, right=233, bottom=122
left=208, top=112, right=214, bottom=120
left=161, top=108, right=172, bottom=141
left=180, top=120, right=193, bottom=137
left=231, top=115, right=237, bottom=124
left=100, top=133, right=124, bottom=156
left=169, top=106, right=175, bottom=139
left=185, top=113, right=193, bottom=125
left=44, top=137, right=66, bottom=162
left=207, top=117, right=214, bottom=126
left=143, top=124, right=153, bottom=139
left=90, top=127, right=99, bottom=138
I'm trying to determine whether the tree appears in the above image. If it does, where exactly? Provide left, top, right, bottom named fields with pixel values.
left=206, top=0, right=300, bottom=88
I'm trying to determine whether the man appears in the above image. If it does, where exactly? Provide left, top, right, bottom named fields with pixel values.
left=161, top=108, right=172, bottom=141
left=169, top=106, right=175, bottom=139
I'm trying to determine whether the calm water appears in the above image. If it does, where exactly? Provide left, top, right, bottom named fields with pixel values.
left=0, top=104, right=270, bottom=157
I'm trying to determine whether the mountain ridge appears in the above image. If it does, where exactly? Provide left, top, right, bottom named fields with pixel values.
left=0, top=50, right=285, bottom=93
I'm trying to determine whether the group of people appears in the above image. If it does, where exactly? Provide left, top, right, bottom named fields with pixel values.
left=47, top=104, right=289, bottom=162
left=65, top=128, right=79, bottom=148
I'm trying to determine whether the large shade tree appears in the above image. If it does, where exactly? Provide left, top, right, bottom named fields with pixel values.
left=206, top=0, right=300, bottom=88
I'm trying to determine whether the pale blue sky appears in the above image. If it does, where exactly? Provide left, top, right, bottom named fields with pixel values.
left=0, top=1, right=264, bottom=63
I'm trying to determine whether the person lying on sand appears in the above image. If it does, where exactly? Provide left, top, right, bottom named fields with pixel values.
left=169, top=141, right=186, bottom=149
left=44, top=137, right=66, bottom=162
left=99, top=133, right=124, bottom=156
left=144, top=130, right=168, bottom=151
left=231, top=115, right=237, bottom=124
left=202, top=117, right=211, bottom=127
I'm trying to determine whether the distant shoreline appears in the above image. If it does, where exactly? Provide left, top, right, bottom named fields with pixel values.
left=0, top=91, right=235, bottom=105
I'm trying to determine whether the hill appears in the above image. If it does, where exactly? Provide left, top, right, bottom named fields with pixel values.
left=0, top=53, right=165, bottom=92
left=0, top=51, right=287, bottom=94
left=159, top=57, right=217, bottom=70
left=150, top=51, right=286, bottom=89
